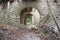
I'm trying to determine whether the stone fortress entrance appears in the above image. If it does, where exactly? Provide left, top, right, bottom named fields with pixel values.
left=0, top=0, right=52, bottom=28
left=0, top=0, right=60, bottom=40
left=20, top=7, right=40, bottom=25
left=0, top=0, right=50, bottom=28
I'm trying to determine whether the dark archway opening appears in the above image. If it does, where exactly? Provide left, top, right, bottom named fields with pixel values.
left=20, top=7, right=33, bottom=25
left=20, top=7, right=40, bottom=25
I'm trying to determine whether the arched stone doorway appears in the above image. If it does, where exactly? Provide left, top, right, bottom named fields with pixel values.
left=20, top=7, right=40, bottom=25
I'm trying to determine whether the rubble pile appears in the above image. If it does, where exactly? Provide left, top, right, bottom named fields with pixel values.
left=0, top=23, right=60, bottom=40
left=0, top=23, right=41, bottom=40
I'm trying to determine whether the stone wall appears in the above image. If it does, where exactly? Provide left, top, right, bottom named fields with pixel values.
left=0, top=0, right=57, bottom=27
